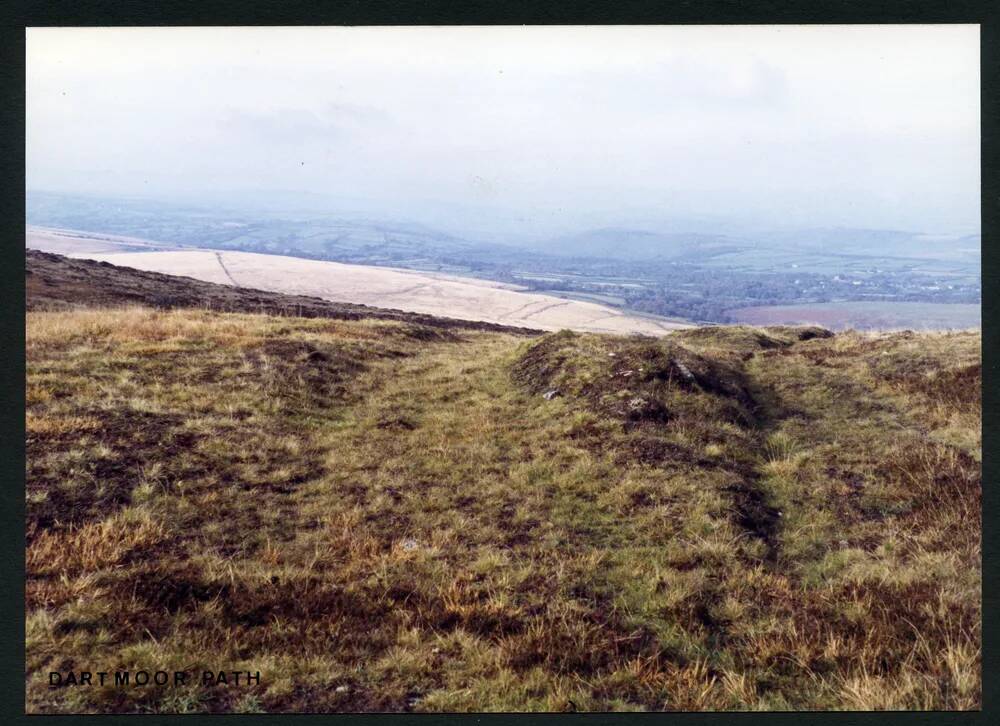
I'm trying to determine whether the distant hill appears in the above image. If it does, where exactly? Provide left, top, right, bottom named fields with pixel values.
left=763, top=227, right=981, bottom=261
left=26, top=190, right=512, bottom=265
left=540, top=227, right=744, bottom=260
left=25, top=239, right=687, bottom=335
left=540, top=225, right=981, bottom=264
left=25, top=249, right=541, bottom=336
left=26, top=192, right=980, bottom=329
left=28, top=191, right=980, bottom=270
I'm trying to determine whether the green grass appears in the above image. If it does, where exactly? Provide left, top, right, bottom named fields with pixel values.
left=26, top=308, right=980, bottom=712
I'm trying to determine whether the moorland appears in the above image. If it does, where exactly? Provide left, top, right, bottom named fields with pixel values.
left=26, top=252, right=981, bottom=712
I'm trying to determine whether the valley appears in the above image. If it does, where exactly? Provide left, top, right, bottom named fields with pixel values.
left=27, top=192, right=981, bottom=330
left=727, top=301, right=981, bottom=331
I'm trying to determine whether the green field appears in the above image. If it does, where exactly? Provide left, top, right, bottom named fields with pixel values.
left=727, top=302, right=980, bottom=331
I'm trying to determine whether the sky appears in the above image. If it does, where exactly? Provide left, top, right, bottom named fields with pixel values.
left=26, top=25, right=981, bottom=238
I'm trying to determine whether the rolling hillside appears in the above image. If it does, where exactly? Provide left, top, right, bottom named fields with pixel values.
left=25, top=255, right=980, bottom=712
left=539, top=228, right=743, bottom=261
left=27, top=230, right=688, bottom=336
left=26, top=193, right=981, bottom=330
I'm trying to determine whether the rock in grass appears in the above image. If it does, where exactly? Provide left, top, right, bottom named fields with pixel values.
left=674, top=360, right=696, bottom=382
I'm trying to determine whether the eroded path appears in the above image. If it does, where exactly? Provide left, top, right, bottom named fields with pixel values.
left=26, top=310, right=980, bottom=713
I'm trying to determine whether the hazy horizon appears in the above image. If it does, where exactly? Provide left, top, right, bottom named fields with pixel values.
left=27, top=26, right=981, bottom=239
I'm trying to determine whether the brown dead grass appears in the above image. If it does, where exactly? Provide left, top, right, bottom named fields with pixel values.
left=26, top=311, right=980, bottom=712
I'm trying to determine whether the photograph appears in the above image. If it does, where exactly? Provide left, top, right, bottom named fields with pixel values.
left=24, top=24, right=981, bottom=712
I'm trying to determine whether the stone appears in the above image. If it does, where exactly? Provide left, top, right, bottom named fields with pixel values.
left=675, top=360, right=696, bottom=381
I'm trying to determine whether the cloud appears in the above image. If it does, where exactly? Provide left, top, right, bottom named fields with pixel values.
left=649, top=56, right=789, bottom=108
left=25, top=26, right=980, bottom=234
left=219, top=103, right=391, bottom=145
left=324, top=102, right=392, bottom=125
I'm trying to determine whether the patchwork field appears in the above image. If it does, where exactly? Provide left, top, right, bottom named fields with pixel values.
left=26, top=227, right=687, bottom=336
left=26, top=260, right=981, bottom=712
left=726, top=302, right=980, bottom=331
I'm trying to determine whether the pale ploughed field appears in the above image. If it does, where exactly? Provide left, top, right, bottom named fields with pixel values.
left=26, top=226, right=689, bottom=335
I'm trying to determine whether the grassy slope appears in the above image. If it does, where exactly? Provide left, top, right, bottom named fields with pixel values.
left=26, top=308, right=980, bottom=712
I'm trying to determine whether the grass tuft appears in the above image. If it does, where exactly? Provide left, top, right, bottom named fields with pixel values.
left=26, top=310, right=979, bottom=712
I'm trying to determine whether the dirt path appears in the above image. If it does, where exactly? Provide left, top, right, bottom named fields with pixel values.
left=214, top=252, right=241, bottom=287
